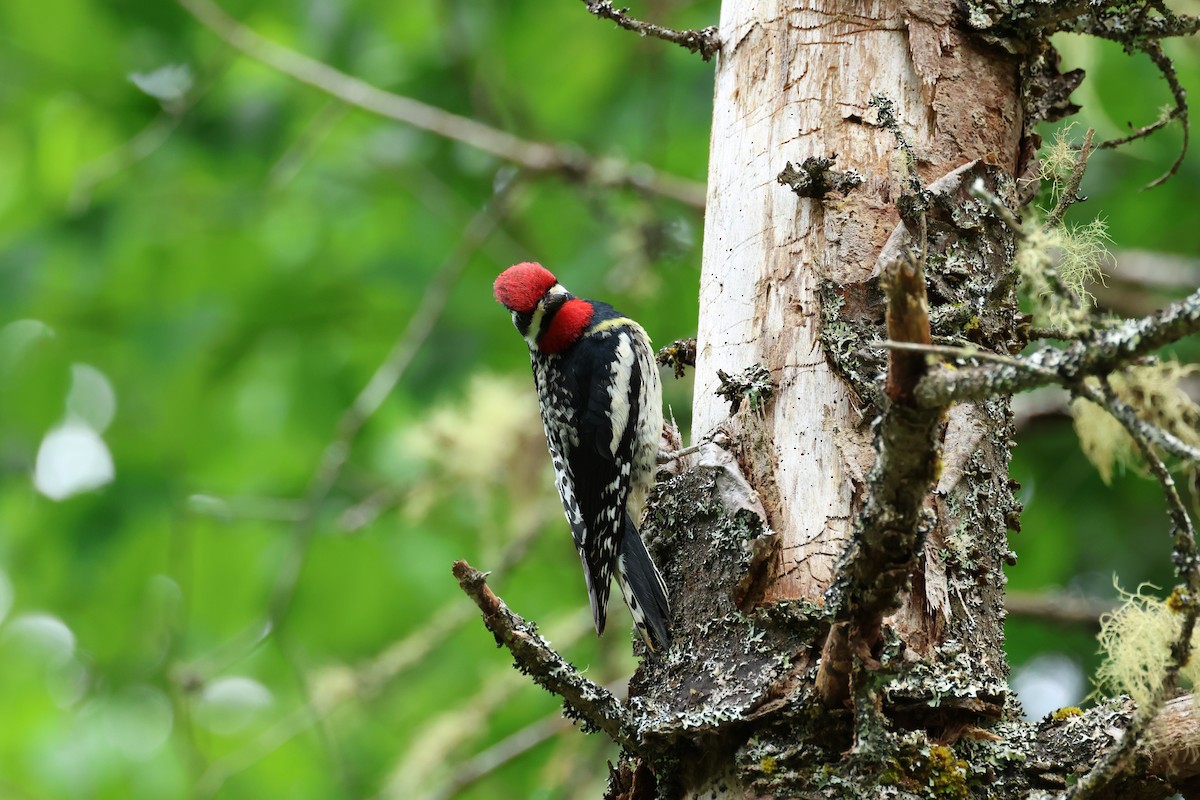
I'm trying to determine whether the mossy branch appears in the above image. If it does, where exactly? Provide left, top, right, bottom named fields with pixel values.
left=914, top=287, right=1200, bottom=407
left=451, top=560, right=639, bottom=753
left=969, top=0, right=1193, bottom=187
left=819, top=249, right=944, bottom=707
left=1043, top=127, right=1093, bottom=231
left=1036, top=695, right=1200, bottom=797
left=969, top=0, right=1200, bottom=39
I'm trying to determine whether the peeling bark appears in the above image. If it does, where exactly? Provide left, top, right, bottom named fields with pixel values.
left=644, top=0, right=1029, bottom=795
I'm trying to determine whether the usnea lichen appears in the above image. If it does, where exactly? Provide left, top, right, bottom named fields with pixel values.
left=1072, top=362, right=1200, bottom=483
left=1014, top=126, right=1115, bottom=332
left=1095, top=581, right=1200, bottom=709
left=1014, top=219, right=1112, bottom=332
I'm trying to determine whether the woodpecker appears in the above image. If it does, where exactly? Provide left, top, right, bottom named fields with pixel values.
left=493, top=262, right=671, bottom=652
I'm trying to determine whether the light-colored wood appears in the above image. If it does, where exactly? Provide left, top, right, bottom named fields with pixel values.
left=1149, top=695, right=1200, bottom=779
left=694, top=0, right=1020, bottom=603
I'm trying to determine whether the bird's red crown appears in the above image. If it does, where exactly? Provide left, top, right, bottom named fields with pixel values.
left=493, top=262, right=558, bottom=313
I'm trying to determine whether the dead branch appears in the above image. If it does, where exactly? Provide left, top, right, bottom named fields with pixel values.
left=915, top=288, right=1200, bottom=408
left=452, top=560, right=639, bottom=753
left=581, top=1, right=719, bottom=61
left=818, top=249, right=943, bottom=707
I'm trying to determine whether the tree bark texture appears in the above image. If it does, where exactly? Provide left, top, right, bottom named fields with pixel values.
left=628, top=1, right=1035, bottom=797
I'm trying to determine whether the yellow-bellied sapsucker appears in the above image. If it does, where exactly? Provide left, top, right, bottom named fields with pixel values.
left=493, top=262, right=671, bottom=652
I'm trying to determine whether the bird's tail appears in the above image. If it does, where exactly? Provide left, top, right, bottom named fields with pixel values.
left=616, top=515, right=672, bottom=653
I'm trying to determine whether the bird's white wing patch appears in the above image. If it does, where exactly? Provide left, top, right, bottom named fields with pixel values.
left=606, top=332, right=635, bottom=458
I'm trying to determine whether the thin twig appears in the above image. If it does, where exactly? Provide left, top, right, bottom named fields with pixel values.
left=267, top=99, right=350, bottom=189
left=177, top=0, right=706, bottom=208
left=872, top=340, right=1060, bottom=377
left=657, top=440, right=706, bottom=464
left=188, top=175, right=525, bottom=681
left=968, top=176, right=1022, bottom=232
left=1043, top=128, right=1094, bottom=230
left=69, top=52, right=233, bottom=213
left=383, top=612, right=596, bottom=800
left=1064, top=383, right=1200, bottom=799
left=430, top=714, right=572, bottom=800
left=261, top=174, right=525, bottom=637
left=69, top=114, right=184, bottom=214
left=581, top=1, right=719, bottom=61
left=1141, top=42, right=1190, bottom=189
left=657, top=427, right=727, bottom=464
left=185, top=493, right=308, bottom=522
left=395, top=673, right=535, bottom=799
left=280, top=639, right=351, bottom=793
left=1096, top=41, right=1189, bottom=189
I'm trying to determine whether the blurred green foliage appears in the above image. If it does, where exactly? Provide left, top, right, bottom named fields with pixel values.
left=0, top=0, right=1196, bottom=797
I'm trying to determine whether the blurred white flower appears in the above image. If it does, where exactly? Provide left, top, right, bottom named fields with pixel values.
left=195, top=676, right=274, bottom=735
left=34, top=422, right=114, bottom=500
left=4, top=612, right=76, bottom=666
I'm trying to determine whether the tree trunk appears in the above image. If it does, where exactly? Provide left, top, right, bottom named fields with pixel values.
left=694, top=0, right=1022, bottom=605
left=631, top=1, right=1029, bottom=796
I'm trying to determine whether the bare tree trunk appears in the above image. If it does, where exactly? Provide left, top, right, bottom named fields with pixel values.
left=695, top=0, right=1022, bottom=600
left=635, top=1, right=1026, bottom=795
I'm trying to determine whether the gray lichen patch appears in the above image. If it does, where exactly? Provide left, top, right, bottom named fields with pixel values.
left=777, top=154, right=865, bottom=199
left=631, top=455, right=829, bottom=764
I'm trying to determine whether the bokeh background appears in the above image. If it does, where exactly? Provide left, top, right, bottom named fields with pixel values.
left=1, top=1, right=1198, bottom=797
